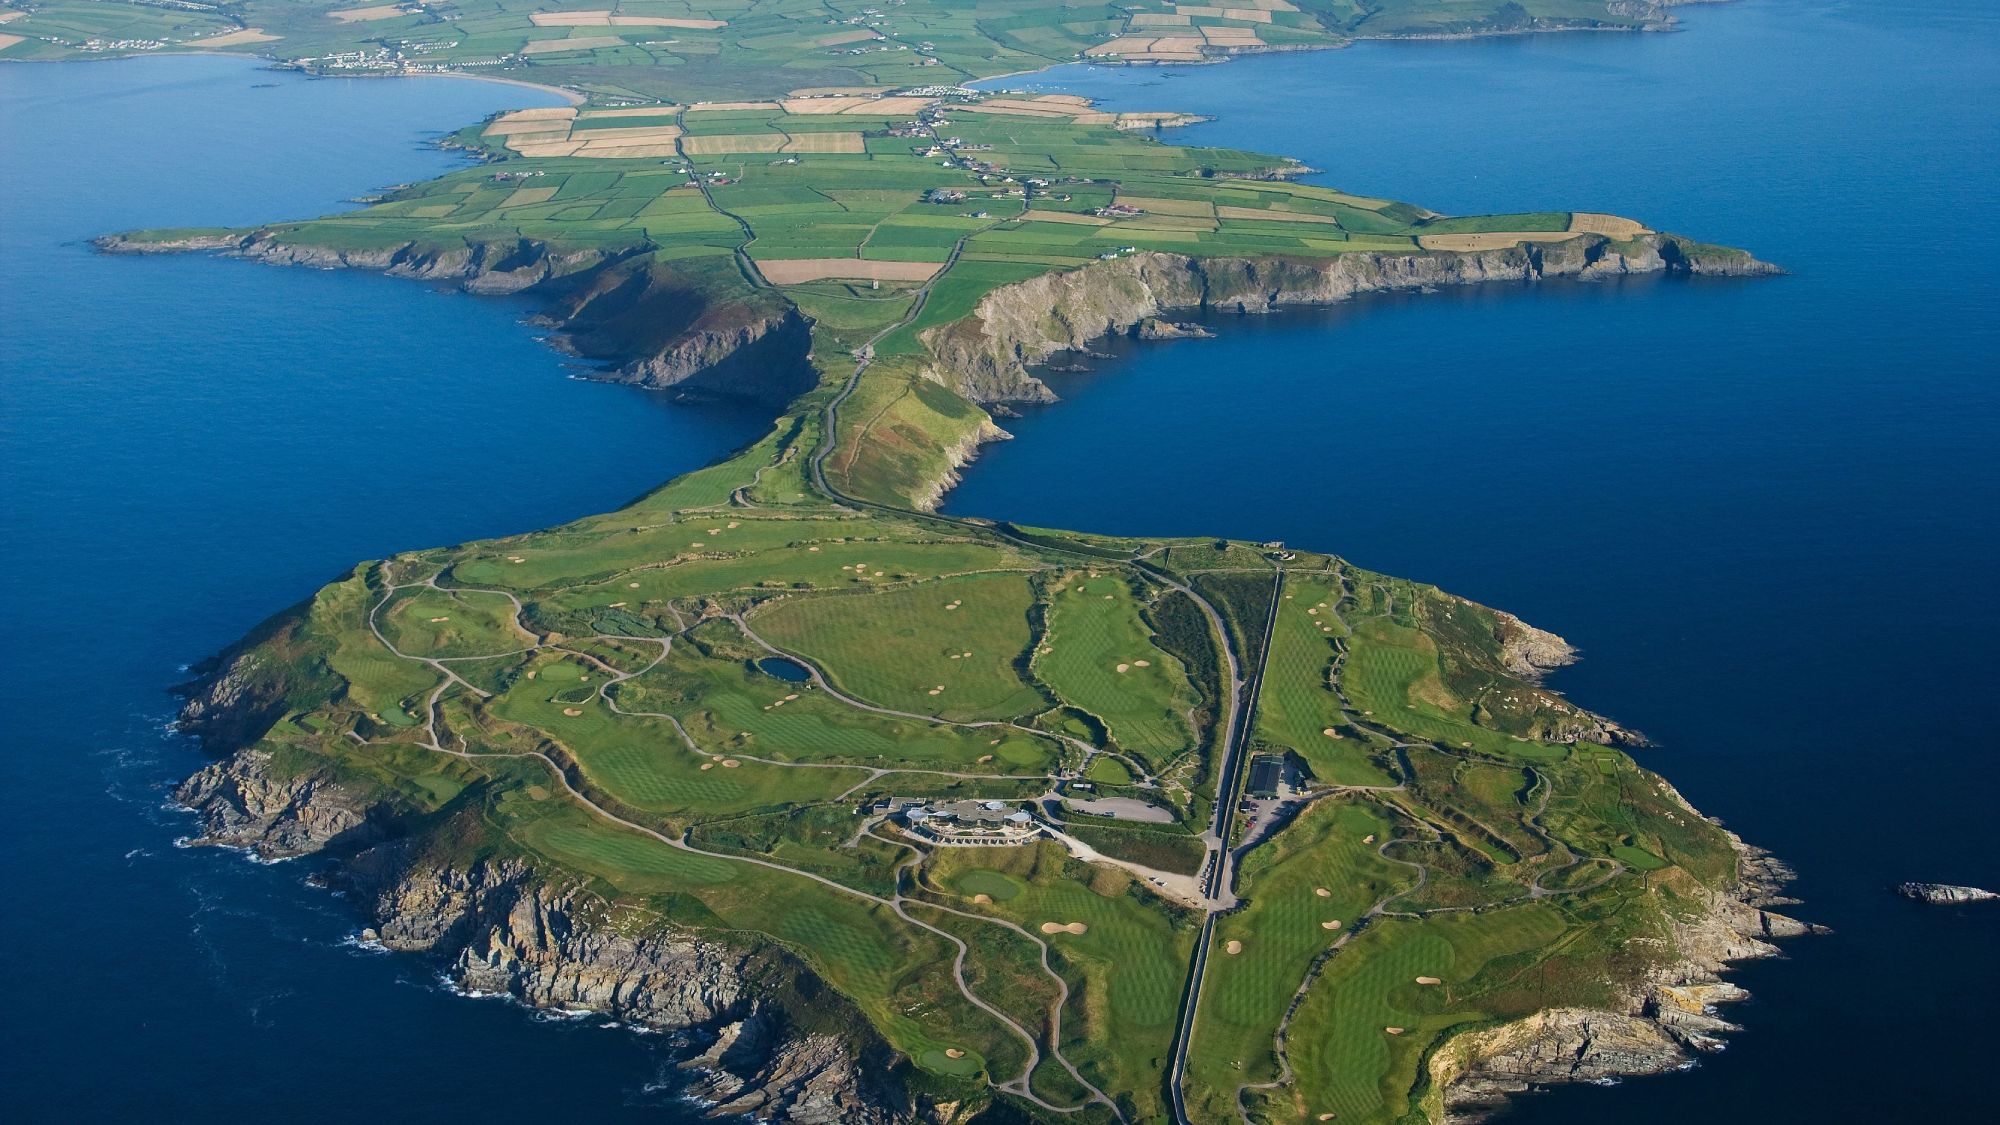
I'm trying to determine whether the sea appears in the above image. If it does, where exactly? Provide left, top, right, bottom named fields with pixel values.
left=3, top=1, right=1995, bottom=1120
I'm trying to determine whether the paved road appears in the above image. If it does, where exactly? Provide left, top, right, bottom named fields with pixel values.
left=1161, top=568, right=1283, bottom=1125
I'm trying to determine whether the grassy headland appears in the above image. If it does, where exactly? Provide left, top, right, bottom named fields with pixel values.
left=59, top=3, right=1794, bottom=1123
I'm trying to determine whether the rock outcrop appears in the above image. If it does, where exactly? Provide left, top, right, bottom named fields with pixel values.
left=347, top=848, right=916, bottom=1123
left=1896, top=882, right=1997, bottom=905
left=1487, top=609, right=1579, bottom=679
left=176, top=748, right=387, bottom=857
left=95, top=232, right=813, bottom=405
left=1430, top=831, right=1817, bottom=1120
left=172, top=739, right=926, bottom=1123
left=907, top=417, right=1011, bottom=513
left=920, top=235, right=1777, bottom=406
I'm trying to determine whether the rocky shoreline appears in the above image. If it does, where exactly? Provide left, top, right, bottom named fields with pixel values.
left=172, top=740, right=945, bottom=1123
left=174, top=633, right=1809, bottom=1123
left=918, top=234, right=1778, bottom=410
left=94, top=231, right=815, bottom=407
left=1431, top=835, right=1816, bottom=1120
left=143, top=176, right=1791, bottom=1125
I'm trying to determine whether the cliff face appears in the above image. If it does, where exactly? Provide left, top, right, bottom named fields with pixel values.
left=352, top=851, right=913, bottom=1124
left=177, top=747, right=389, bottom=856
left=1429, top=836, right=1816, bottom=1120
left=172, top=745, right=930, bottom=1124
left=95, top=232, right=814, bottom=406
left=920, top=235, right=1778, bottom=405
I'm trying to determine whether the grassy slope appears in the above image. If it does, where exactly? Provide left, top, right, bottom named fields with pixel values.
left=208, top=443, right=1739, bottom=1122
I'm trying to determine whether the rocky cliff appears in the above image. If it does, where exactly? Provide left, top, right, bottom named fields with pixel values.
left=1896, top=882, right=1997, bottom=905
left=95, top=231, right=813, bottom=406
left=1428, top=833, right=1817, bottom=1120
left=919, top=234, right=1777, bottom=406
left=172, top=744, right=944, bottom=1124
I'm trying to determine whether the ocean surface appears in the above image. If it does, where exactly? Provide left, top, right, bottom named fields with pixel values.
left=0, top=58, right=758, bottom=1121
left=953, top=1, right=1999, bottom=1120
left=0, top=1, right=1992, bottom=1120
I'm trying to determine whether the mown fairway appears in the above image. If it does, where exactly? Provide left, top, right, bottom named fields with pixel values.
left=1036, top=571, right=1198, bottom=769
left=1286, top=905, right=1569, bottom=1122
left=619, top=624, right=1060, bottom=772
left=1255, top=571, right=1402, bottom=786
left=1186, top=799, right=1409, bottom=1121
left=928, top=843, right=1196, bottom=1123
left=753, top=570, right=1048, bottom=722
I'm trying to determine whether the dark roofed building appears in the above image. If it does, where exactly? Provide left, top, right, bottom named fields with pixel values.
left=1246, top=754, right=1285, bottom=799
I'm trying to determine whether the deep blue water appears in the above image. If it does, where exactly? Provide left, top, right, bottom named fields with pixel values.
left=954, top=1, right=1999, bottom=1120
left=0, top=58, right=758, bottom=1121
left=757, top=657, right=815, bottom=684
left=1, top=2, right=1992, bottom=1120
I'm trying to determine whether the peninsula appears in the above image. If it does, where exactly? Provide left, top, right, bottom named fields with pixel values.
left=26, top=2, right=1803, bottom=1122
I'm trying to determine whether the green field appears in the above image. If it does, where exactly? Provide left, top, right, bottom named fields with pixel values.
left=752, top=570, right=1049, bottom=722
left=1034, top=571, right=1198, bottom=769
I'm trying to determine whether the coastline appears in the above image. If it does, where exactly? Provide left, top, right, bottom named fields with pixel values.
left=66, top=5, right=1806, bottom=1120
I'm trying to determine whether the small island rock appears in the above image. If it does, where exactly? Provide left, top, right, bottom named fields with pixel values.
left=1896, top=882, right=1997, bottom=905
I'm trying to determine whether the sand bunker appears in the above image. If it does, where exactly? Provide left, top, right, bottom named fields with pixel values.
left=561, top=708, right=583, bottom=717
left=700, top=762, right=714, bottom=770
left=1322, top=728, right=1339, bottom=737
left=1363, top=834, right=1376, bottom=844
left=1320, top=920, right=1342, bottom=930
left=428, top=616, right=449, bottom=623
left=1315, top=887, right=1331, bottom=897
left=1115, top=663, right=1130, bottom=673
left=1385, top=1027, right=1405, bottom=1035
left=943, top=1048, right=965, bottom=1059
left=721, top=759, right=741, bottom=768
left=1039, top=921, right=1088, bottom=935
left=971, top=893, right=992, bottom=904
left=1415, top=976, right=1442, bottom=985
left=1225, top=940, right=1244, bottom=955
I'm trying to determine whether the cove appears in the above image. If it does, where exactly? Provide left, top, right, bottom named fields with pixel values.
left=953, top=1, right=1999, bottom=1121
left=0, top=57, right=749, bottom=1121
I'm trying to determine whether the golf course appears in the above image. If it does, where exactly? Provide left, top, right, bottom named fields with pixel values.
left=28, top=2, right=1793, bottom=1122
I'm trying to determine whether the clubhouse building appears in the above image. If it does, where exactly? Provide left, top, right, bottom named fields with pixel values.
left=893, top=799, right=1043, bottom=846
